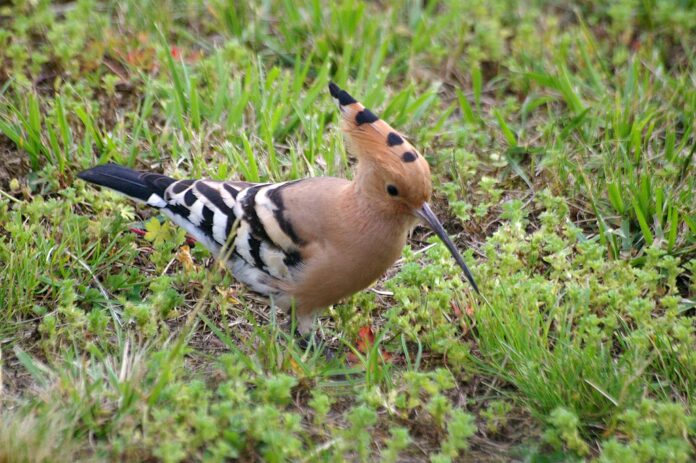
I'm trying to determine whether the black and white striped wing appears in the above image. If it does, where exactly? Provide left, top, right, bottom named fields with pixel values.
left=162, top=179, right=306, bottom=294
left=78, top=164, right=306, bottom=301
left=161, top=178, right=247, bottom=253
left=230, top=182, right=305, bottom=280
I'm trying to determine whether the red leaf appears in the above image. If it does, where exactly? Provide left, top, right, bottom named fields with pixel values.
left=451, top=300, right=475, bottom=318
left=451, top=300, right=462, bottom=317
left=466, top=304, right=475, bottom=316
left=347, top=325, right=393, bottom=365
left=356, top=325, right=375, bottom=353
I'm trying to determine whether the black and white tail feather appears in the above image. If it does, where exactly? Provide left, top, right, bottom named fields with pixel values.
left=78, top=163, right=303, bottom=307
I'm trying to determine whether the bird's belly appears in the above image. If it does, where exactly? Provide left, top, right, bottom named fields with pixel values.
left=228, top=254, right=294, bottom=310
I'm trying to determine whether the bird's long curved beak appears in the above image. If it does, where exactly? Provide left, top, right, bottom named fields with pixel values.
left=415, top=203, right=480, bottom=294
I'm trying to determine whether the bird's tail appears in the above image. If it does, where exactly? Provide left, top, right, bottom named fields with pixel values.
left=78, top=163, right=244, bottom=253
left=77, top=163, right=175, bottom=208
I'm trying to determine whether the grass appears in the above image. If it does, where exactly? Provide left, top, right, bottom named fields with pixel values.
left=0, top=0, right=695, bottom=461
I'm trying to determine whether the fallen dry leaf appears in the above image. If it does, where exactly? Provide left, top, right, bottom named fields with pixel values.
left=176, top=245, right=195, bottom=272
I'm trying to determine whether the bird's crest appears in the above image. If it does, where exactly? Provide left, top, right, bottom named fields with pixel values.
left=328, top=82, right=421, bottom=165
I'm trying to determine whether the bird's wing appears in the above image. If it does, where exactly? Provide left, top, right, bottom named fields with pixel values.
left=78, top=164, right=307, bottom=283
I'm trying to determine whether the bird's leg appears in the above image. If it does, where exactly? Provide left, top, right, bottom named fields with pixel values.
left=292, top=311, right=318, bottom=351
left=293, top=328, right=314, bottom=352
left=286, top=313, right=338, bottom=360
left=296, top=312, right=317, bottom=336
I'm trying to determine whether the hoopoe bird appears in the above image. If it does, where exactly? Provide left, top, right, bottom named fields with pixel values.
left=78, top=83, right=479, bottom=334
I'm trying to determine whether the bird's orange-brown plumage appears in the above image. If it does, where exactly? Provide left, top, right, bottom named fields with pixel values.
left=78, top=83, right=478, bottom=335
left=331, top=85, right=433, bottom=212
left=280, top=178, right=416, bottom=330
left=273, top=84, right=449, bottom=331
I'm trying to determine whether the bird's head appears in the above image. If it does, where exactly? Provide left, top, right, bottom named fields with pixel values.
left=329, top=82, right=479, bottom=293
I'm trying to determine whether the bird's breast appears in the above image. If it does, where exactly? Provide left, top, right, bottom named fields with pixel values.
left=290, top=215, right=411, bottom=311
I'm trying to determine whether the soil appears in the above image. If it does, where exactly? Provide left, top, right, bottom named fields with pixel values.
left=0, top=134, right=29, bottom=190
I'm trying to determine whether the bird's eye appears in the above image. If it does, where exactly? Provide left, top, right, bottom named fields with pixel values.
left=386, top=184, right=399, bottom=196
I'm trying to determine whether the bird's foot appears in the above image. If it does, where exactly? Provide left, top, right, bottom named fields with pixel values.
left=289, top=326, right=339, bottom=361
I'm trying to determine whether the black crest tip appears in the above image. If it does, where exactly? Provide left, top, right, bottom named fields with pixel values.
left=328, top=82, right=341, bottom=98
left=328, top=81, right=357, bottom=106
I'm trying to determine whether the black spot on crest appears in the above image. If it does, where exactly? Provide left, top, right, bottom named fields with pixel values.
left=387, top=132, right=404, bottom=146
left=401, top=151, right=417, bottom=163
left=355, top=109, right=378, bottom=125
